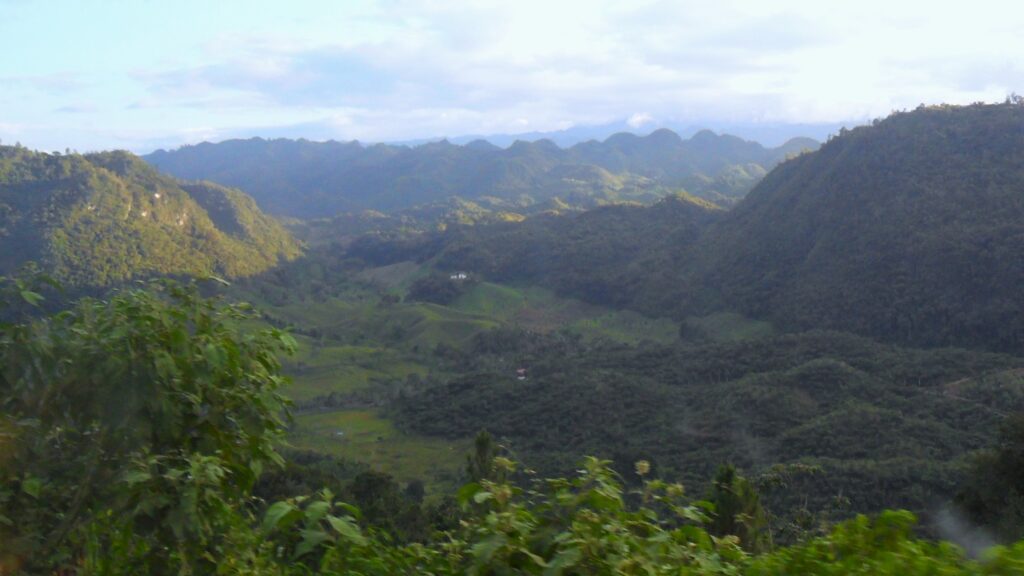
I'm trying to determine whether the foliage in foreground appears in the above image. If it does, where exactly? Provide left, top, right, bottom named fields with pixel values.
left=0, top=279, right=295, bottom=573
left=258, top=460, right=1024, bottom=575
left=3, top=282, right=1024, bottom=574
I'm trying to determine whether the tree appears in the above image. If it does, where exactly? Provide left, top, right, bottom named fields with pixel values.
left=0, top=280, right=295, bottom=573
left=957, top=413, right=1024, bottom=540
left=706, top=464, right=772, bottom=553
left=466, top=430, right=498, bottom=482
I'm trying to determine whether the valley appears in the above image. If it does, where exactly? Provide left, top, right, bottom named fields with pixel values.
left=7, top=102, right=1024, bottom=572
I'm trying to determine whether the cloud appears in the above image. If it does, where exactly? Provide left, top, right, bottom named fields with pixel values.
left=139, top=47, right=405, bottom=108
left=54, top=104, right=97, bottom=114
left=2, top=72, right=86, bottom=93
left=11, top=0, right=1024, bottom=150
left=125, top=1, right=878, bottom=141
left=627, top=112, right=654, bottom=128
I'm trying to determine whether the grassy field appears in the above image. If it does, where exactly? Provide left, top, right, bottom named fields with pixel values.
left=287, top=409, right=468, bottom=492
left=452, top=282, right=679, bottom=345
left=355, top=260, right=426, bottom=292
left=283, top=337, right=428, bottom=402
left=267, top=297, right=501, bottom=352
left=680, top=311, right=776, bottom=342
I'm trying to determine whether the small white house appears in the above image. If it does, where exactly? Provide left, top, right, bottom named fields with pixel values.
left=450, top=272, right=469, bottom=281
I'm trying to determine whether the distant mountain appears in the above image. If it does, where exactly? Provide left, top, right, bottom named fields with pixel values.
left=393, top=119, right=852, bottom=148
left=0, top=146, right=300, bottom=286
left=144, top=130, right=818, bottom=218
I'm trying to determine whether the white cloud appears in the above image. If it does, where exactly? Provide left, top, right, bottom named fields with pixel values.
left=8, top=0, right=1024, bottom=149
left=627, top=113, right=654, bottom=128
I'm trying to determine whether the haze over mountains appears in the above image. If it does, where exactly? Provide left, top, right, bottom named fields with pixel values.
left=389, top=119, right=852, bottom=149
left=144, top=129, right=817, bottom=218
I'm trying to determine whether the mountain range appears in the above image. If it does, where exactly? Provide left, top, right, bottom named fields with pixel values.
left=391, top=119, right=852, bottom=148
left=144, top=129, right=817, bottom=218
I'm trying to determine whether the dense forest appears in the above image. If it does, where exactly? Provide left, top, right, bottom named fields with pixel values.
left=393, top=328, right=1024, bottom=520
left=0, top=146, right=300, bottom=286
left=693, top=103, right=1024, bottom=352
left=144, top=129, right=816, bottom=217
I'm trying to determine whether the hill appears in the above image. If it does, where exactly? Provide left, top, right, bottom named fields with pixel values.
left=0, top=146, right=300, bottom=285
left=695, top=103, right=1024, bottom=352
left=143, top=130, right=817, bottom=217
left=347, top=193, right=721, bottom=307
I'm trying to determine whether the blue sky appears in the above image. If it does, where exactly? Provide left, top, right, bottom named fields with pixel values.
left=1, top=0, right=1022, bottom=152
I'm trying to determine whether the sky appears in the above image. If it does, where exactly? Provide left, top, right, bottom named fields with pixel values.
left=1, top=0, right=1022, bottom=153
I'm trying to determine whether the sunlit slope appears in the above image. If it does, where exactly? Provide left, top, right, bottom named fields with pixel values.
left=0, top=146, right=300, bottom=285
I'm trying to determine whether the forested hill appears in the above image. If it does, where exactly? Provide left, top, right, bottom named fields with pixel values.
left=350, top=192, right=722, bottom=307
left=694, top=103, right=1024, bottom=352
left=143, top=130, right=817, bottom=217
left=0, top=146, right=300, bottom=286
left=349, top=103, right=1024, bottom=353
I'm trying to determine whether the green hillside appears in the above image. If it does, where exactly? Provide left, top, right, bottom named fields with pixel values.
left=0, top=146, right=300, bottom=285
left=348, top=193, right=721, bottom=308
left=696, top=102, right=1024, bottom=352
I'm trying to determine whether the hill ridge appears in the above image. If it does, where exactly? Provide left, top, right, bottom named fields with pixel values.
left=0, top=145, right=301, bottom=286
left=144, top=129, right=818, bottom=217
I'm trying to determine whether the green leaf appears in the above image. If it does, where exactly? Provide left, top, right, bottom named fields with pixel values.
left=544, top=547, right=581, bottom=576
left=304, top=500, right=330, bottom=524
left=336, top=502, right=362, bottom=520
left=21, top=477, right=42, bottom=498
left=293, top=528, right=330, bottom=559
left=471, top=534, right=508, bottom=565
left=326, top=515, right=366, bottom=546
left=457, top=482, right=483, bottom=506
left=121, top=469, right=152, bottom=485
left=19, top=290, right=43, bottom=306
left=262, top=501, right=301, bottom=534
